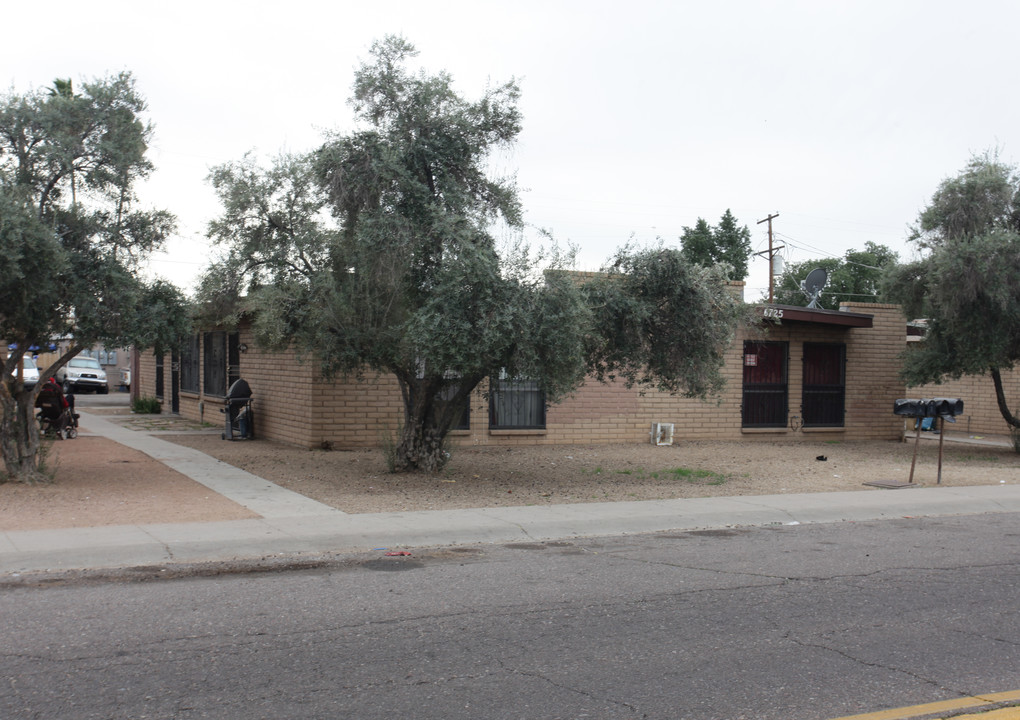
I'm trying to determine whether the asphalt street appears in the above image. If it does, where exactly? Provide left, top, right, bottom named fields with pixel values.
left=3, top=513, right=1019, bottom=720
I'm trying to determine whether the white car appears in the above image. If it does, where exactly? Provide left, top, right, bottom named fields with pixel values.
left=7, top=354, right=40, bottom=389
left=56, top=356, right=109, bottom=394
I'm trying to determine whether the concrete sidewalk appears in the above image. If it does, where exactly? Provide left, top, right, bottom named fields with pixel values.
left=3, top=412, right=1020, bottom=577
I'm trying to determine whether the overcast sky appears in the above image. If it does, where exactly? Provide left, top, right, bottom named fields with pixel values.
left=5, top=0, right=1019, bottom=302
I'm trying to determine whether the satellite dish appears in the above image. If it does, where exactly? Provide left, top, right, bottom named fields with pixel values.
left=800, top=268, right=828, bottom=309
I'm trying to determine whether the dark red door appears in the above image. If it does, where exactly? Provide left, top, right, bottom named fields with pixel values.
left=742, top=341, right=788, bottom=427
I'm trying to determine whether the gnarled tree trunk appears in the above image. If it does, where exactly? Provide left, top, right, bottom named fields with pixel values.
left=390, top=372, right=480, bottom=473
left=0, top=387, right=47, bottom=483
left=393, top=419, right=448, bottom=474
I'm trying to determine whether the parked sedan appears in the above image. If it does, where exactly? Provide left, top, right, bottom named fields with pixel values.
left=7, top=354, right=40, bottom=389
left=56, top=356, right=109, bottom=394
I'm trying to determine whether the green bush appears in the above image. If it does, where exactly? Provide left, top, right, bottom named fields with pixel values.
left=132, top=396, right=162, bottom=414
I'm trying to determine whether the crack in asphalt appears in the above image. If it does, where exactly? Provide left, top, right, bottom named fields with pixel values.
left=947, top=626, right=1020, bottom=648
left=592, top=549, right=1020, bottom=584
left=784, top=633, right=971, bottom=699
left=499, top=658, right=647, bottom=718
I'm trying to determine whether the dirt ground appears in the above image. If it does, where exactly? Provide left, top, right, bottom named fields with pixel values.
left=0, top=435, right=259, bottom=531
left=3, top=406, right=1017, bottom=532
left=165, top=431, right=1020, bottom=513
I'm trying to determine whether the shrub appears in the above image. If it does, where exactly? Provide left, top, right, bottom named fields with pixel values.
left=132, top=396, right=162, bottom=414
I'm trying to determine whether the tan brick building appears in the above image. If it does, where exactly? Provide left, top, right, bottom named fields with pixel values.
left=135, top=298, right=911, bottom=449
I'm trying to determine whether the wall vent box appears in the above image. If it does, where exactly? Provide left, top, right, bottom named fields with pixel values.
left=651, top=423, right=674, bottom=446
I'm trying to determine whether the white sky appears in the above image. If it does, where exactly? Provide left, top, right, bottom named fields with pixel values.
left=5, top=0, right=1019, bottom=302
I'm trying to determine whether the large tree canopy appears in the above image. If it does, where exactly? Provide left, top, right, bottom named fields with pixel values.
left=883, top=153, right=1020, bottom=429
left=201, top=37, right=741, bottom=472
left=0, top=73, right=189, bottom=482
left=583, top=247, right=740, bottom=397
left=201, top=37, right=587, bottom=472
left=910, top=152, right=1020, bottom=250
left=773, top=242, right=899, bottom=311
left=679, top=209, right=752, bottom=280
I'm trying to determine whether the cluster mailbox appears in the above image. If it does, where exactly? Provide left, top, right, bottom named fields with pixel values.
left=887, top=397, right=964, bottom=486
left=893, top=398, right=964, bottom=420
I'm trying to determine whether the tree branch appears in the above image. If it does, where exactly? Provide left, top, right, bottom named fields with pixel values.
left=990, top=366, right=1020, bottom=428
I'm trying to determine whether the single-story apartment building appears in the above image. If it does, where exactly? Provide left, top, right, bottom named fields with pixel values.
left=134, top=287, right=913, bottom=448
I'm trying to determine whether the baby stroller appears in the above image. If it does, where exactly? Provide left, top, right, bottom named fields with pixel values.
left=35, top=379, right=78, bottom=439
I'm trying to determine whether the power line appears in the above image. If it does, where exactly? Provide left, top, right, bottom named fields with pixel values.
left=776, top=233, right=890, bottom=272
left=773, top=232, right=838, bottom=259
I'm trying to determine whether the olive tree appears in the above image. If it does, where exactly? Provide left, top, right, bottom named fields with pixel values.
left=201, top=37, right=741, bottom=473
left=0, top=73, right=188, bottom=482
left=583, top=247, right=741, bottom=397
left=201, top=38, right=591, bottom=472
left=883, top=152, right=1020, bottom=428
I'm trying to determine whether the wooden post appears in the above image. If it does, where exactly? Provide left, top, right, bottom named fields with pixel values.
left=908, top=418, right=922, bottom=484
left=937, top=416, right=945, bottom=484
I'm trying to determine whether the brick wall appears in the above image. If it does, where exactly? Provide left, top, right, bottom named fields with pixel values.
left=135, top=349, right=159, bottom=401
left=841, top=303, right=909, bottom=440
left=312, top=373, right=405, bottom=449
left=231, top=328, right=317, bottom=446
left=302, top=302, right=907, bottom=448
left=134, top=301, right=909, bottom=449
left=136, top=328, right=317, bottom=445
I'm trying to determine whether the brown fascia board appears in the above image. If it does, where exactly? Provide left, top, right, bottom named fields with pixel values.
left=759, top=304, right=873, bottom=328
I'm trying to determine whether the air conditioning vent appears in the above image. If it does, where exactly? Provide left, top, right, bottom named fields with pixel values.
left=651, top=422, right=674, bottom=446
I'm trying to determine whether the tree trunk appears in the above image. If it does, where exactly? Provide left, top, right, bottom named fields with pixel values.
left=990, top=366, right=1020, bottom=429
left=393, top=417, right=449, bottom=473
left=389, top=372, right=480, bottom=473
left=0, top=387, right=47, bottom=483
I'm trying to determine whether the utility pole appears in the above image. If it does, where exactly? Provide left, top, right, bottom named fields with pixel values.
left=755, top=213, right=782, bottom=303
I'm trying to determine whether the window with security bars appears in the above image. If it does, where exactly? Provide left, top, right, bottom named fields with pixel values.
left=154, top=352, right=164, bottom=399
left=411, top=380, right=470, bottom=431
left=801, top=343, right=846, bottom=427
left=437, top=382, right=470, bottom=430
left=202, top=331, right=240, bottom=397
left=203, top=332, right=226, bottom=397
left=179, top=335, right=200, bottom=393
left=741, top=341, right=788, bottom=428
left=489, top=377, right=546, bottom=429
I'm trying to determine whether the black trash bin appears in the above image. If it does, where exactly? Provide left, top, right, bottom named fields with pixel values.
left=222, top=378, right=254, bottom=440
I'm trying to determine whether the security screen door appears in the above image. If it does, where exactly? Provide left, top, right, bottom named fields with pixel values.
left=742, top=341, right=788, bottom=428
left=802, top=343, right=846, bottom=427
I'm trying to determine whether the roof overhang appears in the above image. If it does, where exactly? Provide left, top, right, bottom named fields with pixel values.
left=759, top=304, right=873, bottom=329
